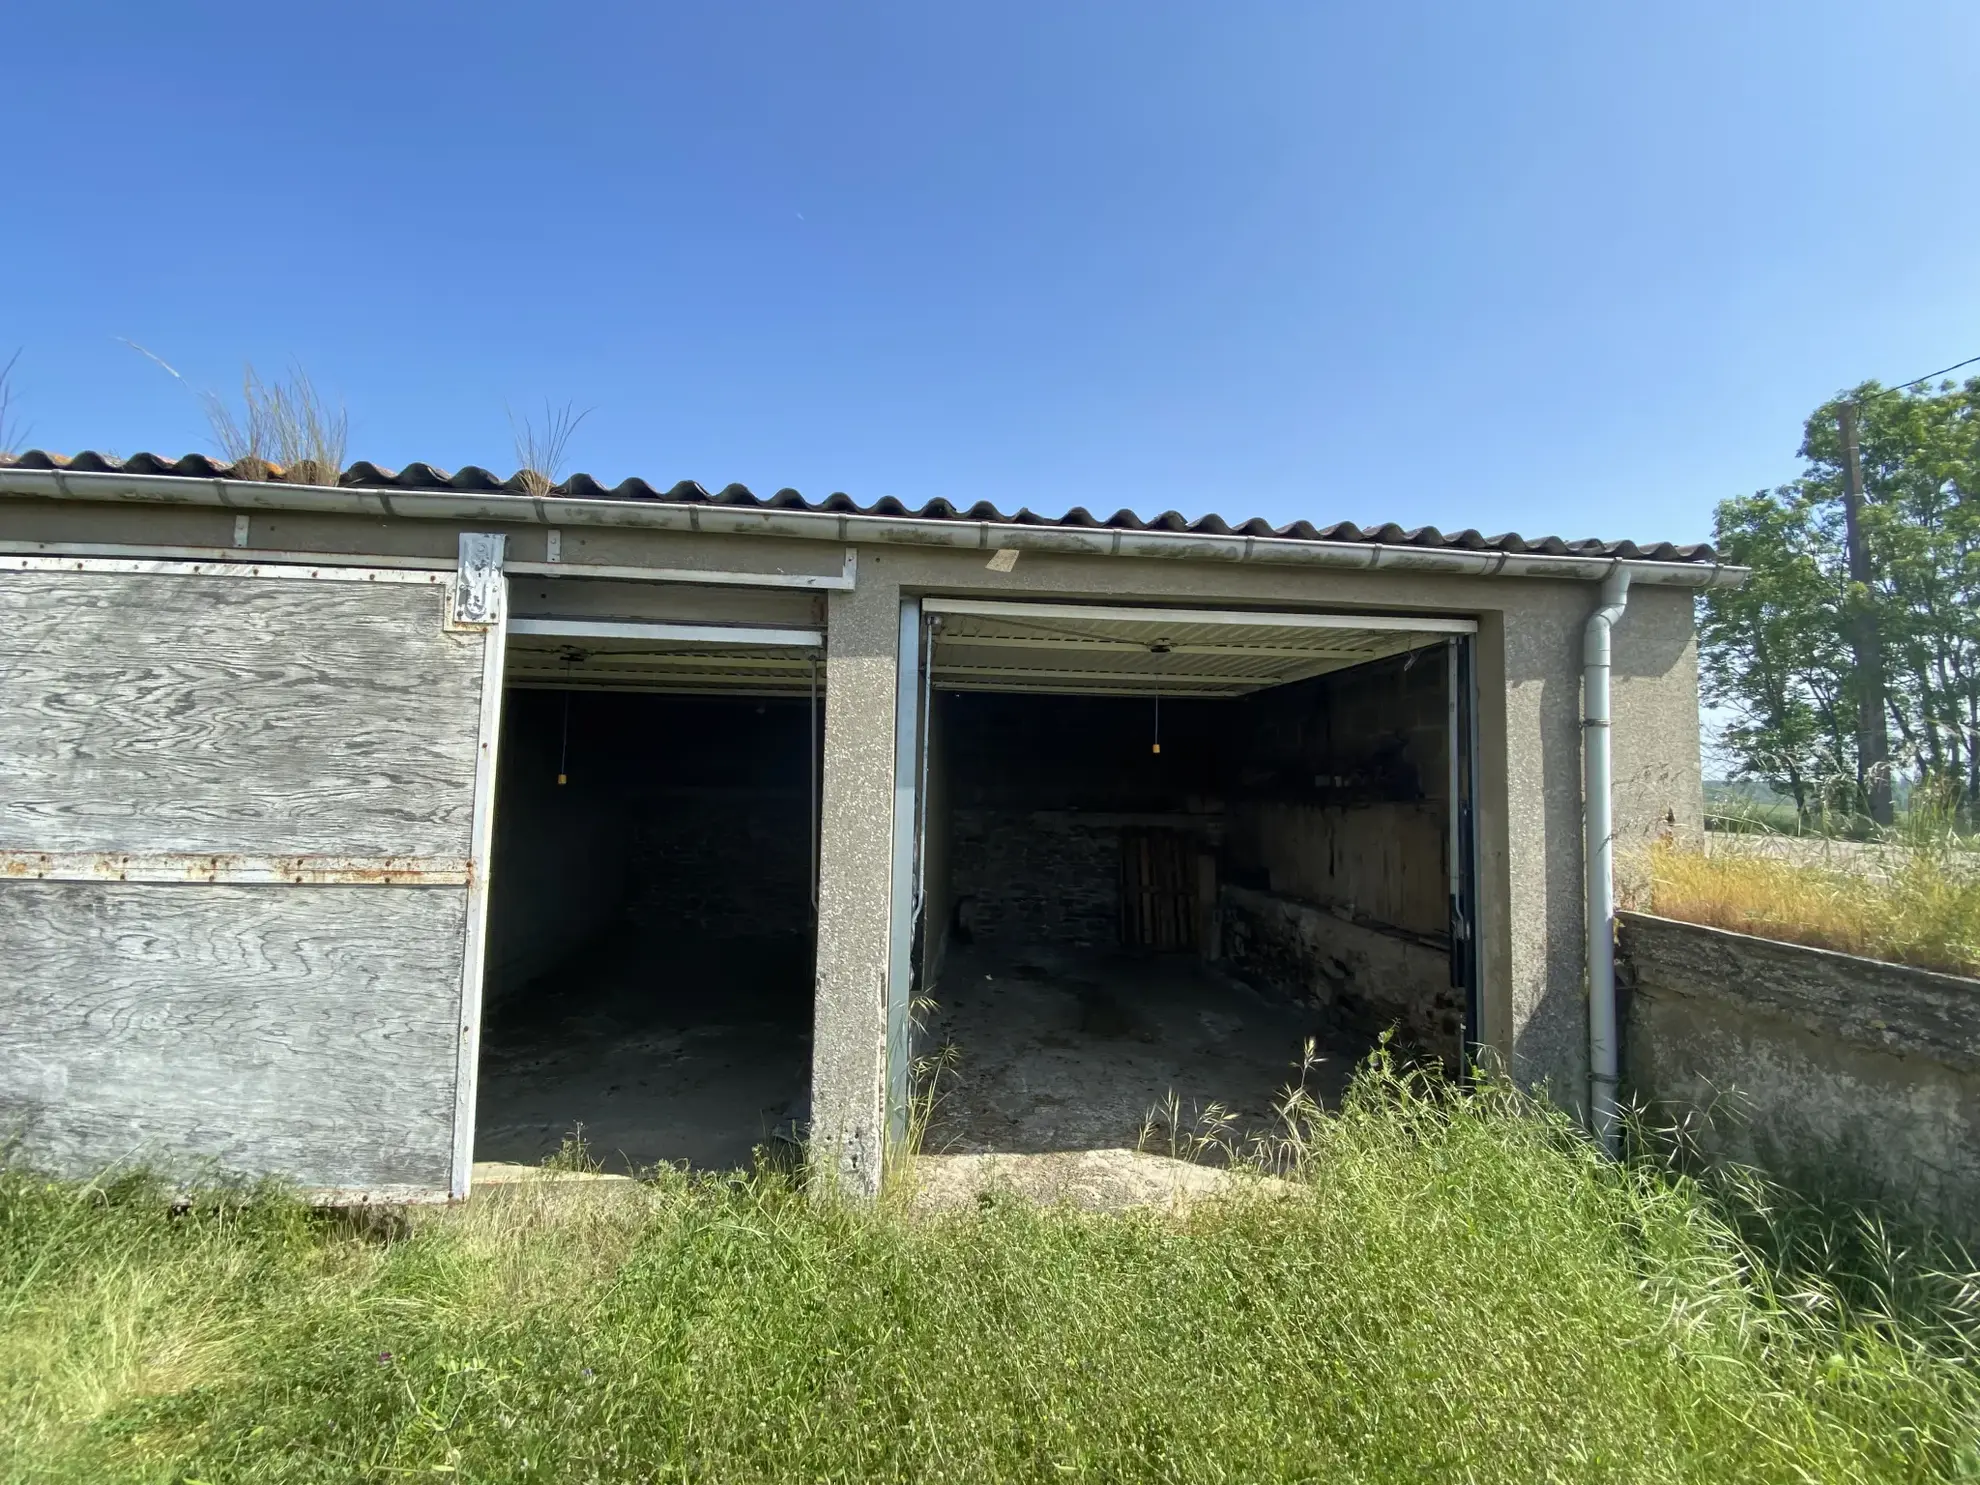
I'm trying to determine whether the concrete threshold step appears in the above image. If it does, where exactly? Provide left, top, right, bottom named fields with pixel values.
left=471, top=1160, right=639, bottom=1189
left=906, top=1148, right=1293, bottom=1214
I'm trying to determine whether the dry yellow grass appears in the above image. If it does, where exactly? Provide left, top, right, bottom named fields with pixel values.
left=204, top=364, right=347, bottom=484
left=1640, top=837, right=1980, bottom=979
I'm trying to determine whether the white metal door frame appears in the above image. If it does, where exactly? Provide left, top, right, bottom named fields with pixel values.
left=885, top=597, right=926, bottom=1146
left=890, top=594, right=1487, bottom=1115
left=450, top=535, right=508, bottom=1197
left=921, top=597, right=1478, bottom=634
left=1446, top=634, right=1483, bottom=1068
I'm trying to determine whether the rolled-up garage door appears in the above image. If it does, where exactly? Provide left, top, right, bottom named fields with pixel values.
left=0, top=541, right=506, bottom=1201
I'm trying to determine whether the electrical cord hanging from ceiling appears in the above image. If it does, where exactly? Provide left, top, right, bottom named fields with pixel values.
left=558, top=652, right=573, bottom=786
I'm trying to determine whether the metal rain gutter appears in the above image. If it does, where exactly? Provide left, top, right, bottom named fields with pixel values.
left=0, top=466, right=1748, bottom=590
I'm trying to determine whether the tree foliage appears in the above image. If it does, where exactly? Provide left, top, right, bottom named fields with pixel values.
left=1702, top=378, right=1980, bottom=824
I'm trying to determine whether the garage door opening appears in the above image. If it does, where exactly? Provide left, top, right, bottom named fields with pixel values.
left=475, top=674, right=819, bottom=1174
left=905, top=600, right=1477, bottom=1158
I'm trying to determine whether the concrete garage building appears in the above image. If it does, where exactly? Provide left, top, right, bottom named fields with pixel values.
left=0, top=454, right=1737, bottom=1198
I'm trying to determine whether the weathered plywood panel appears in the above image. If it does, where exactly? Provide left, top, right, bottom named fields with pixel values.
left=0, top=882, right=467, bottom=1192
left=0, top=572, right=484, bottom=857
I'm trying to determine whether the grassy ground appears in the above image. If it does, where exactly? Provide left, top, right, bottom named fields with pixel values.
left=4, top=1063, right=1977, bottom=1484
left=1640, top=831, right=1980, bottom=978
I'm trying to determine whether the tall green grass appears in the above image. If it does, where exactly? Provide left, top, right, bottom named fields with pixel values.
left=4, top=1061, right=1977, bottom=1484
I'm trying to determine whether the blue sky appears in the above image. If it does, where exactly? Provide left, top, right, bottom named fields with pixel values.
left=6, top=3, right=1977, bottom=548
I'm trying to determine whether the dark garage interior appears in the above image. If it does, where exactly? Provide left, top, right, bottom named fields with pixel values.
left=917, top=635, right=1467, bottom=1158
left=474, top=687, right=816, bottom=1173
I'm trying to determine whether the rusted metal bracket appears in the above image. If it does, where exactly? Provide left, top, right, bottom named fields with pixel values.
left=0, top=851, right=473, bottom=886
left=448, top=532, right=506, bottom=628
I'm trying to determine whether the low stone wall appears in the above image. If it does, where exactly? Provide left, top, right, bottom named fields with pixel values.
left=1221, top=883, right=1461, bottom=1064
left=1618, top=911, right=1980, bottom=1240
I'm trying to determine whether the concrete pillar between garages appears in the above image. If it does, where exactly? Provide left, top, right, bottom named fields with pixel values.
left=809, top=569, right=901, bottom=1197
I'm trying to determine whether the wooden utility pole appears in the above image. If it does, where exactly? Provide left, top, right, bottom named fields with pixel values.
left=1838, top=399, right=1894, bottom=825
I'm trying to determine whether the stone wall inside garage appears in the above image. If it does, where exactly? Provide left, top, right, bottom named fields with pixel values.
left=938, top=691, right=1224, bottom=953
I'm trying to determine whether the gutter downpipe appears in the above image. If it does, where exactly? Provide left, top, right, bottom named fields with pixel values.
left=1584, top=565, right=1631, bottom=1154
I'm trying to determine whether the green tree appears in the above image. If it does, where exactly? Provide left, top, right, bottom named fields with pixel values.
left=1701, top=487, right=1850, bottom=823
left=1703, top=377, right=1980, bottom=825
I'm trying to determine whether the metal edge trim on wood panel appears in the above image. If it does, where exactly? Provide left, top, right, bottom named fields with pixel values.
left=920, top=597, right=1480, bottom=632
left=451, top=577, right=509, bottom=1201
left=0, top=539, right=452, bottom=571
left=508, top=617, right=824, bottom=646
left=0, top=542, right=858, bottom=591
left=0, top=553, right=448, bottom=585
left=0, top=850, right=471, bottom=885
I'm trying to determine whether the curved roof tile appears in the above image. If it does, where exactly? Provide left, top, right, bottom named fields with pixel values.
left=0, top=450, right=1719, bottom=563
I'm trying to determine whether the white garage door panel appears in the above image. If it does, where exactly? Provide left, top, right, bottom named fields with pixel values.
left=0, top=552, right=505, bottom=1199
left=921, top=598, right=1475, bottom=697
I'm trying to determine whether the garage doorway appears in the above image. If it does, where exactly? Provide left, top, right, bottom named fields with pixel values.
left=474, top=611, right=822, bottom=1173
left=895, top=599, right=1478, bottom=1157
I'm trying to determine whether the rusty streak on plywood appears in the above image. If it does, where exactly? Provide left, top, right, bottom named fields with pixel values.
left=0, top=850, right=472, bottom=885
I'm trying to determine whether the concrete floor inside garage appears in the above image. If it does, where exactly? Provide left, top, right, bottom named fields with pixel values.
left=921, top=944, right=1363, bottom=1156
left=913, top=637, right=1465, bottom=1159
left=474, top=687, right=817, bottom=1174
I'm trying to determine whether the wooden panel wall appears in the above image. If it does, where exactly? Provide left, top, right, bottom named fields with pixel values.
left=1230, top=801, right=1449, bottom=939
left=0, top=573, right=484, bottom=857
left=0, top=882, right=468, bottom=1193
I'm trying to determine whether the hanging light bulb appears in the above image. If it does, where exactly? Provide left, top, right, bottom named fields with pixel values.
left=1147, top=640, right=1170, bottom=755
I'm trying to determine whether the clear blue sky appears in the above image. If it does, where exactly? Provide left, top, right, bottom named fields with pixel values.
left=7, top=3, right=1977, bottom=548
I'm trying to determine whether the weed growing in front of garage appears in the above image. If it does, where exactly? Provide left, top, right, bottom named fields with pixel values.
left=3, top=1061, right=1977, bottom=1484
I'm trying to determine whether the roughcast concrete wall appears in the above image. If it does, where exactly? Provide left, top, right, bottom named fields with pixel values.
left=1619, top=912, right=1980, bottom=1241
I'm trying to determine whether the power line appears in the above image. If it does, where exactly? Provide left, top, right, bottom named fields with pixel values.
left=1856, top=354, right=1980, bottom=400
